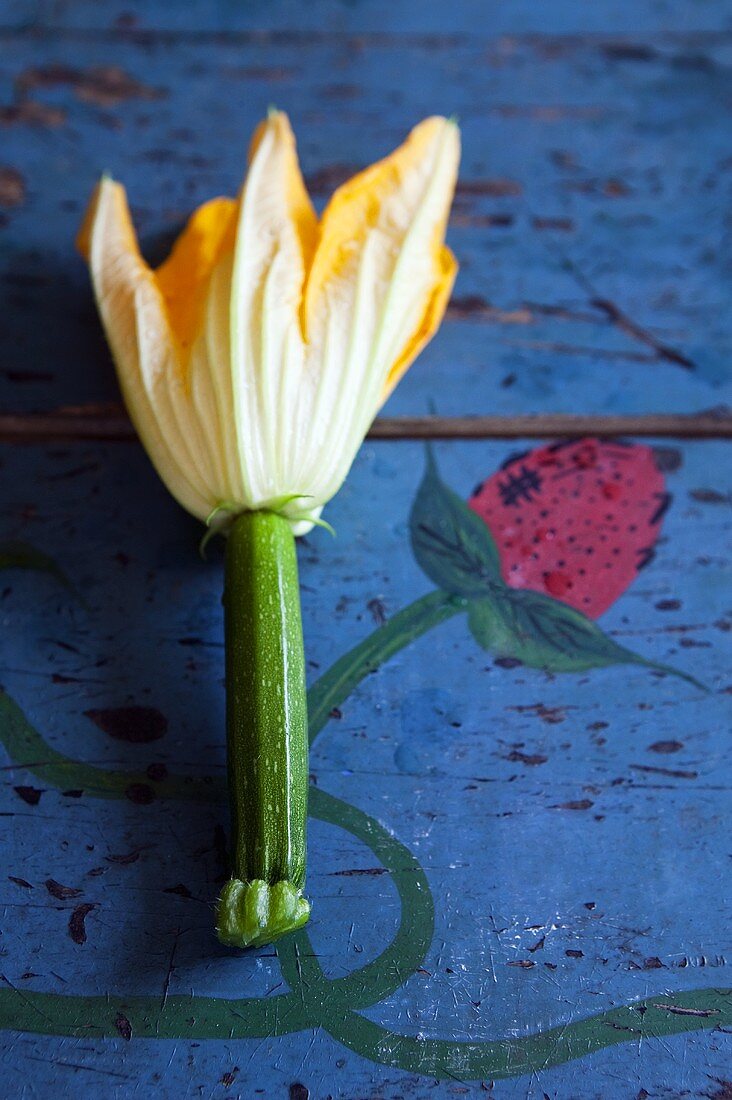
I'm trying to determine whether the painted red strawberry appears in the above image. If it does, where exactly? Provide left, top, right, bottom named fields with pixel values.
left=468, top=438, right=669, bottom=618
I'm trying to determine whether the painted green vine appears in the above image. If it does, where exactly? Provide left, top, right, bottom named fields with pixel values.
left=0, top=457, right=725, bottom=1083
left=0, top=601, right=726, bottom=1080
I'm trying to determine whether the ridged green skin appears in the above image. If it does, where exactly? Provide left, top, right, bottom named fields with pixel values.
left=216, top=511, right=310, bottom=949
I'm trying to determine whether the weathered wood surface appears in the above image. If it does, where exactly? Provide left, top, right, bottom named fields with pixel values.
left=1, top=1, right=731, bottom=1097
left=0, top=3, right=730, bottom=418
left=0, top=438, right=730, bottom=1096
left=5, top=0, right=732, bottom=34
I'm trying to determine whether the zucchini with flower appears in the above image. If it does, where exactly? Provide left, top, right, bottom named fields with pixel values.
left=78, top=111, right=460, bottom=948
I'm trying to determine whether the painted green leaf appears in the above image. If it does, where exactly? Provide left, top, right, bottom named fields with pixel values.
left=468, top=588, right=704, bottom=688
left=0, top=540, right=76, bottom=596
left=409, top=447, right=502, bottom=598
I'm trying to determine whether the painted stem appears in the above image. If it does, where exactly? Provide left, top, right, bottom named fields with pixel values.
left=0, top=588, right=466, bottom=801
left=308, top=589, right=467, bottom=746
left=216, top=511, right=310, bottom=949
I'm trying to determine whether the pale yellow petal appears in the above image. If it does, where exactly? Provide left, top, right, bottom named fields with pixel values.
left=382, top=243, right=457, bottom=401
left=229, top=109, right=317, bottom=505
left=79, top=177, right=214, bottom=519
left=155, top=199, right=242, bottom=502
left=299, top=117, right=460, bottom=503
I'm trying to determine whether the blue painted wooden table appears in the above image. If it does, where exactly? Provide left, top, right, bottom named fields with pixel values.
left=1, top=2, right=730, bottom=1096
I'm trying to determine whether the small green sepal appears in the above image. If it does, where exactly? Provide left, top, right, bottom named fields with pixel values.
left=216, top=878, right=311, bottom=949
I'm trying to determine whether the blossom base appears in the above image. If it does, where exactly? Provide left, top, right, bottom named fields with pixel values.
left=216, top=879, right=310, bottom=949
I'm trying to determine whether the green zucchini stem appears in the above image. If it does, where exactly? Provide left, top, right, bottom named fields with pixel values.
left=215, top=510, right=310, bottom=949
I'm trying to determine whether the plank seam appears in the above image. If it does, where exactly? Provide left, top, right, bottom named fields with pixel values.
left=1, top=410, right=730, bottom=442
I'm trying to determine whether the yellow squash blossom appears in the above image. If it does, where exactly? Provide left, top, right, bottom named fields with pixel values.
left=80, top=112, right=460, bottom=950
left=79, top=110, right=459, bottom=534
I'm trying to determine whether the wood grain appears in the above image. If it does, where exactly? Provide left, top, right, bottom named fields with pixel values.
left=1, top=406, right=730, bottom=442
left=0, top=20, right=729, bottom=420
left=0, top=435, right=730, bottom=1098
left=1, top=1, right=731, bottom=1095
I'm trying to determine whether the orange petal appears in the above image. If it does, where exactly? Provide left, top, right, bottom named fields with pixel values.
left=303, top=117, right=458, bottom=345
left=155, top=197, right=237, bottom=364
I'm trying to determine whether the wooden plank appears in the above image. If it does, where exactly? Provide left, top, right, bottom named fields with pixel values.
left=1, top=407, right=731, bottom=441
left=0, top=25, right=729, bottom=418
left=0, top=436, right=729, bottom=1095
left=5, top=0, right=732, bottom=35
left=371, top=413, right=732, bottom=439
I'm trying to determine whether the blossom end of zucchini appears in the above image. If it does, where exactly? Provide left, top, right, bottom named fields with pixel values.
left=215, top=877, right=310, bottom=949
